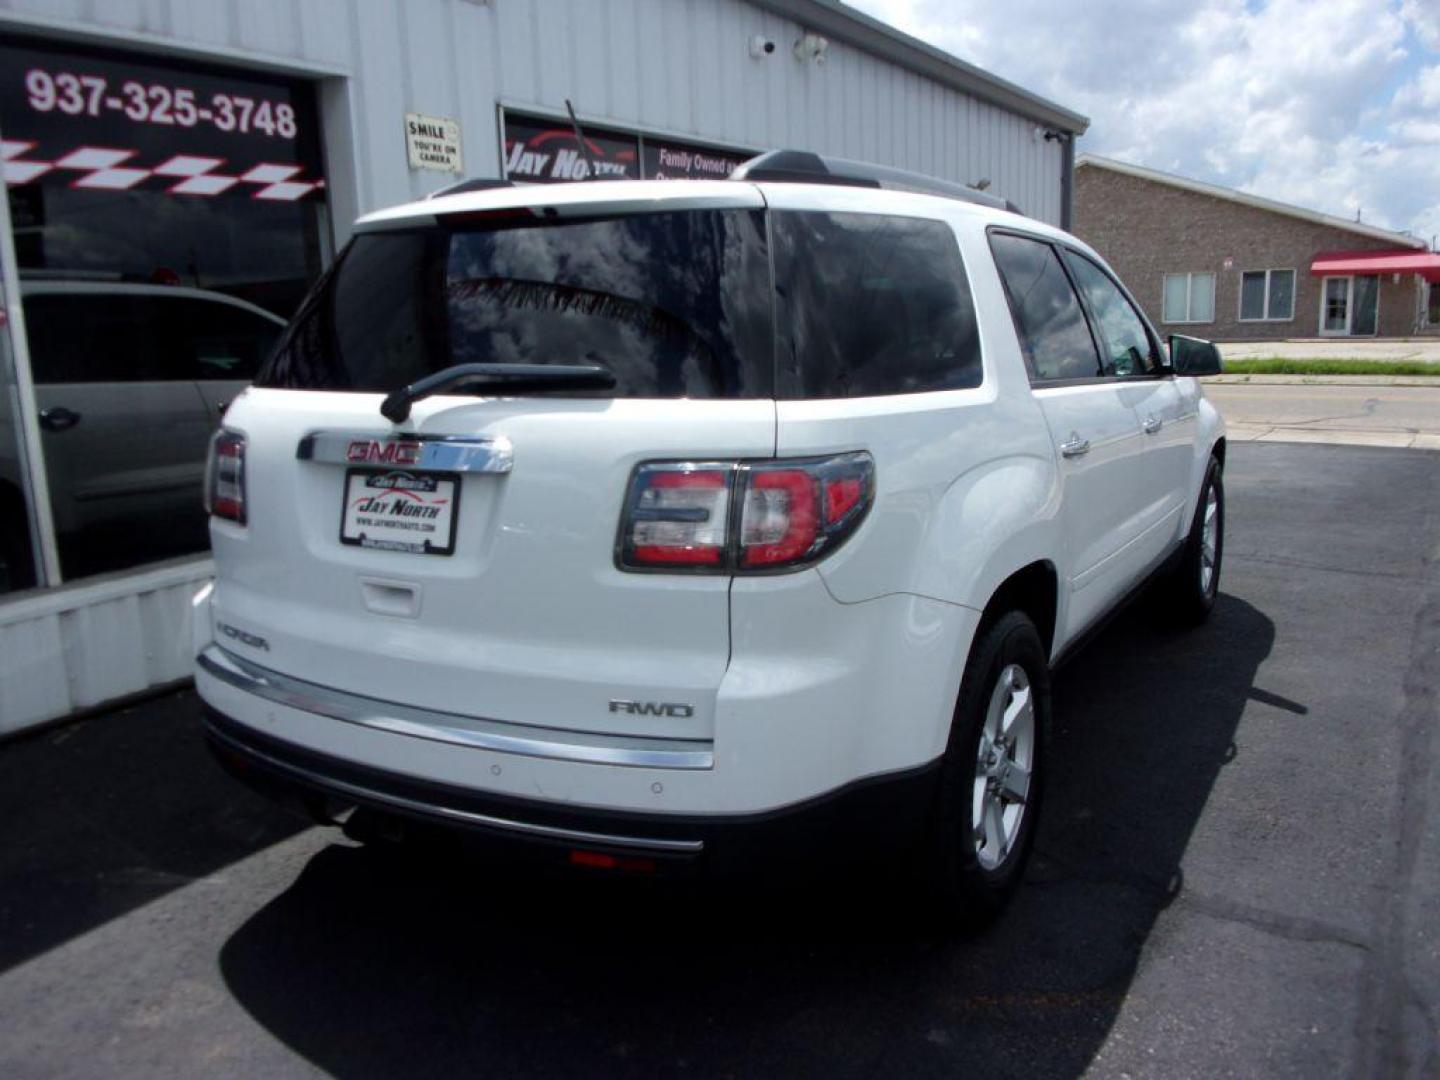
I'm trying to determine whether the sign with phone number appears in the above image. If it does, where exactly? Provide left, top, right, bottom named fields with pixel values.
left=24, top=69, right=300, bottom=138
left=0, top=38, right=324, bottom=197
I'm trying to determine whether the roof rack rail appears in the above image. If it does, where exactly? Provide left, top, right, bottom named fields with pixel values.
left=730, top=149, right=1020, bottom=215
left=427, top=177, right=515, bottom=200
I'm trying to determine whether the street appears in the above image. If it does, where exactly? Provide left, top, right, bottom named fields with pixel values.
left=0, top=441, right=1437, bottom=1078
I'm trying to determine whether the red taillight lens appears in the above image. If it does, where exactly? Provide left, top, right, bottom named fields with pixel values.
left=618, top=452, right=873, bottom=573
left=740, top=468, right=818, bottom=567
left=621, top=465, right=733, bottom=568
left=204, top=429, right=247, bottom=525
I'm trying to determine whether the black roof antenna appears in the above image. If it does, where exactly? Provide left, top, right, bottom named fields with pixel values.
left=565, top=99, right=601, bottom=181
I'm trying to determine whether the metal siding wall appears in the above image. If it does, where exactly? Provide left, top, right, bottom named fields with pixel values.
left=0, top=563, right=212, bottom=734
left=0, top=0, right=1069, bottom=733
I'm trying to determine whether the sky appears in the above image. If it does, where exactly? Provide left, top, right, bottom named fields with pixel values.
left=847, top=0, right=1440, bottom=245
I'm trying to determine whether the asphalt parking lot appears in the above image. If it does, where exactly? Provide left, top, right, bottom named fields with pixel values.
left=0, top=441, right=1436, bottom=1079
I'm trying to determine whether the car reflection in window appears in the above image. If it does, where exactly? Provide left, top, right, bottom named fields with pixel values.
left=17, top=280, right=284, bottom=581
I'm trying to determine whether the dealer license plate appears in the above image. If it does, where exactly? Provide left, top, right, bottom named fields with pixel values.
left=340, top=469, right=460, bottom=556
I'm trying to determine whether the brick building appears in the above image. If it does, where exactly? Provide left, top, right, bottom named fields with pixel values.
left=1074, top=155, right=1440, bottom=341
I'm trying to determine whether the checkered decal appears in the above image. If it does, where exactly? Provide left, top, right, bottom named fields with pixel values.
left=1, top=141, right=324, bottom=201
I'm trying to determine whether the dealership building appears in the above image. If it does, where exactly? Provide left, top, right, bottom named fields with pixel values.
left=0, top=0, right=1086, bottom=733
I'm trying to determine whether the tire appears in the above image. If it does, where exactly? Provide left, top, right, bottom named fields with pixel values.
left=1158, top=456, right=1224, bottom=626
left=922, top=610, right=1050, bottom=929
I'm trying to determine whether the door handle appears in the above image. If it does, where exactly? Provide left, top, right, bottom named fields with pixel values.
left=1142, top=415, right=1163, bottom=434
left=39, top=406, right=81, bottom=432
left=1059, top=434, right=1091, bottom=458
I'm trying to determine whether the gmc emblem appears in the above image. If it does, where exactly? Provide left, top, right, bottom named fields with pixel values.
left=347, top=439, right=422, bottom=465
left=609, top=699, right=696, bottom=718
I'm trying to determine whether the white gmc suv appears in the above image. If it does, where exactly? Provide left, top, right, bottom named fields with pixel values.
left=194, top=151, right=1225, bottom=923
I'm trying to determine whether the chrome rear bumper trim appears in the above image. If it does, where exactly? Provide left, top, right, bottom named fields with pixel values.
left=197, top=645, right=715, bottom=770
left=204, top=719, right=704, bottom=854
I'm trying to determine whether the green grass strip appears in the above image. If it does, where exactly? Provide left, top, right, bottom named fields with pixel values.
left=1223, top=358, right=1440, bottom=377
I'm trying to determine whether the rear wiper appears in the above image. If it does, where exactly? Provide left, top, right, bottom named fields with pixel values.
left=380, top=363, right=616, bottom=423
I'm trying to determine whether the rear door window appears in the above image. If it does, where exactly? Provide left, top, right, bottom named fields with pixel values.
left=988, top=232, right=1102, bottom=383
left=258, top=209, right=773, bottom=398
left=773, top=210, right=982, bottom=398
left=1060, top=251, right=1159, bottom=378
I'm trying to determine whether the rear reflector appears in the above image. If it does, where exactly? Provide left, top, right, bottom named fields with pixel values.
left=204, top=429, right=247, bottom=525
left=569, top=849, right=657, bottom=873
left=618, top=452, right=873, bottom=573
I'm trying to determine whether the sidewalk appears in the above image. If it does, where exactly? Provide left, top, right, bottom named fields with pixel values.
left=1206, top=373, right=1440, bottom=388
left=1219, top=339, right=1440, bottom=363
left=1203, top=380, right=1440, bottom=450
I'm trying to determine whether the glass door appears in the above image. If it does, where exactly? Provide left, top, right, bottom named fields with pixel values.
left=1351, top=275, right=1379, bottom=336
left=1321, top=276, right=1350, bottom=335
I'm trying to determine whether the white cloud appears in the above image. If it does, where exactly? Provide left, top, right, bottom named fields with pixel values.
left=1402, top=0, right=1440, bottom=50
left=849, top=0, right=1440, bottom=244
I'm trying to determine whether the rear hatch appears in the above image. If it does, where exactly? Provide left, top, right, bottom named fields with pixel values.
left=211, top=184, right=774, bottom=742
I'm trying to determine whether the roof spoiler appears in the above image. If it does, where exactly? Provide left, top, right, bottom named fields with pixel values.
left=730, top=149, right=1020, bottom=215
left=427, top=177, right=515, bottom=200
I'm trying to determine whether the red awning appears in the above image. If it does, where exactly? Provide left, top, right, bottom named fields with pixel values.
left=1310, top=249, right=1440, bottom=282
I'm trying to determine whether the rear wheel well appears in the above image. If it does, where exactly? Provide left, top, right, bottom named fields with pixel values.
left=980, top=561, right=1058, bottom=660
left=1212, top=437, right=1227, bottom=468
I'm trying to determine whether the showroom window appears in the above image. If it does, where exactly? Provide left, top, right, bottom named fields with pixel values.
left=0, top=37, right=327, bottom=590
left=1161, top=272, right=1215, bottom=324
left=500, top=109, right=752, bottom=183
left=1240, top=269, right=1295, bottom=321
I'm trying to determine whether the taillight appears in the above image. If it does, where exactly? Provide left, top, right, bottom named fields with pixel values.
left=618, top=452, right=872, bottom=573
left=205, top=429, right=247, bottom=525
left=618, top=464, right=732, bottom=568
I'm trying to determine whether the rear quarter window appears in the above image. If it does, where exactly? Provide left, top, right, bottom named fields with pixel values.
left=773, top=211, right=982, bottom=399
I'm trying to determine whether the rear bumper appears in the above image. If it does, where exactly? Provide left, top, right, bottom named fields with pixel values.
left=203, top=704, right=941, bottom=878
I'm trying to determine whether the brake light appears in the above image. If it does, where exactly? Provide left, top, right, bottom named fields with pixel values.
left=204, top=429, right=247, bottom=525
left=618, top=452, right=872, bottom=573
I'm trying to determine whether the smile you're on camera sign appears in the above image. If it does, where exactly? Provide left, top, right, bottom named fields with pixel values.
left=405, top=112, right=462, bottom=174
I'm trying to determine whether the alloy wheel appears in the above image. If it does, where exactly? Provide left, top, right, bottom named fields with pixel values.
left=972, top=662, right=1035, bottom=870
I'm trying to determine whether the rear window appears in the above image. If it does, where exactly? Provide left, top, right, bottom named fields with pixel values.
left=257, top=209, right=773, bottom=398
left=773, top=211, right=982, bottom=398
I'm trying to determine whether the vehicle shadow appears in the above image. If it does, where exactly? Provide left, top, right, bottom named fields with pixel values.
left=217, top=592, right=1275, bottom=1079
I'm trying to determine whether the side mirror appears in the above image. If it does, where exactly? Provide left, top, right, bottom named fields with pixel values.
left=1168, top=334, right=1223, bottom=377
